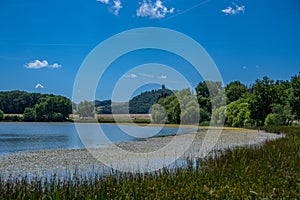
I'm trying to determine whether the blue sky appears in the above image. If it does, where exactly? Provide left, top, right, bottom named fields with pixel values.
left=0, top=0, right=299, bottom=101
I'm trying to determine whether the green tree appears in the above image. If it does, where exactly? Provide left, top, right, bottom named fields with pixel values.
left=52, top=112, right=64, bottom=122
left=35, top=96, right=72, bottom=122
left=196, top=81, right=211, bottom=113
left=23, top=107, right=36, bottom=122
left=226, top=98, right=252, bottom=127
left=0, top=91, right=72, bottom=121
left=248, top=77, right=278, bottom=126
left=181, top=100, right=199, bottom=124
left=225, top=81, right=248, bottom=104
left=154, top=89, right=200, bottom=124
left=0, top=91, right=45, bottom=114
left=264, top=104, right=294, bottom=126
left=35, top=102, right=47, bottom=121
left=196, top=81, right=225, bottom=123
left=248, top=77, right=293, bottom=126
left=166, top=97, right=180, bottom=124
left=77, top=101, right=95, bottom=119
left=290, top=72, right=300, bottom=120
left=211, top=106, right=226, bottom=126
left=151, top=104, right=166, bottom=124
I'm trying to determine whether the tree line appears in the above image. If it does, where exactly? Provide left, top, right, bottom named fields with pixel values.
left=152, top=72, right=300, bottom=127
left=0, top=72, right=299, bottom=125
left=0, top=91, right=72, bottom=122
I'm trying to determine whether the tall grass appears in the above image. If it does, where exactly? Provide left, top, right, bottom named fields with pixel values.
left=0, top=126, right=299, bottom=199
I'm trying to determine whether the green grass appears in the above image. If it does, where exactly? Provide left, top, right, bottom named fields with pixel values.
left=0, top=126, right=299, bottom=199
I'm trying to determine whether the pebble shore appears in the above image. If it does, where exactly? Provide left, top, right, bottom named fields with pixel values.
left=0, top=129, right=283, bottom=177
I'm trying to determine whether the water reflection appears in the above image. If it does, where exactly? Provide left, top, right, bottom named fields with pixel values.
left=0, top=123, right=193, bottom=154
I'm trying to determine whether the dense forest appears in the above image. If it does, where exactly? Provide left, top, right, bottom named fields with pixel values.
left=0, top=91, right=72, bottom=122
left=153, top=73, right=300, bottom=127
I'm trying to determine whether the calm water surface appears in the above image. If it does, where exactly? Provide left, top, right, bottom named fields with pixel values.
left=0, top=123, right=194, bottom=155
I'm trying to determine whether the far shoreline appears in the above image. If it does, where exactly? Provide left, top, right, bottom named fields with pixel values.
left=0, top=120, right=264, bottom=132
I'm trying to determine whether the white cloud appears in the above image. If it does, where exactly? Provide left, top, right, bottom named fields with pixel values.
left=52, top=63, right=61, bottom=68
left=35, top=83, right=44, bottom=89
left=97, top=0, right=122, bottom=16
left=111, top=0, right=122, bottom=15
left=222, top=2, right=245, bottom=15
left=25, top=60, right=48, bottom=69
left=158, top=75, right=167, bottom=79
left=25, top=60, right=61, bottom=69
left=137, top=0, right=174, bottom=19
left=97, top=0, right=109, bottom=4
left=126, top=73, right=138, bottom=78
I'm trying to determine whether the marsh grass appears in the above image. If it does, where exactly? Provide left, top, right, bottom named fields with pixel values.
left=0, top=126, right=299, bottom=199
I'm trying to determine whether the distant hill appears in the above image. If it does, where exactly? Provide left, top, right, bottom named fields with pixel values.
left=95, top=100, right=112, bottom=114
left=96, top=85, right=173, bottom=114
left=129, top=85, right=173, bottom=114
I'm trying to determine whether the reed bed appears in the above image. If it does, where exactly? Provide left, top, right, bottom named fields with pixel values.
left=0, top=126, right=299, bottom=199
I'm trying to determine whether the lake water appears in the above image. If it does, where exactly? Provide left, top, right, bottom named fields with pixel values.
left=0, top=122, right=195, bottom=155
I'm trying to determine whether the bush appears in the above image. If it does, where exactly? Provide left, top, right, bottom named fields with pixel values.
left=23, top=107, right=36, bottom=122
left=0, top=109, right=3, bottom=121
left=3, top=115, right=23, bottom=122
left=52, top=112, right=65, bottom=122
left=265, top=113, right=283, bottom=126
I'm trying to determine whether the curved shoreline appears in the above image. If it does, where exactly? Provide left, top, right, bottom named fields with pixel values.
left=0, top=129, right=283, bottom=177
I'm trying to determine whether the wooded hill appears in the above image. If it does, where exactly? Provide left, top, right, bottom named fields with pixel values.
left=95, top=85, right=173, bottom=114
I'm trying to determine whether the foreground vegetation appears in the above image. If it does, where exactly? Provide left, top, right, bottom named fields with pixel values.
left=0, top=126, right=299, bottom=199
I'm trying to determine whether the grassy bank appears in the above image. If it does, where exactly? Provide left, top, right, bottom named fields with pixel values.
left=97, top=117, right=151, bottom=124
left=0, top=126, right=299, bottom=199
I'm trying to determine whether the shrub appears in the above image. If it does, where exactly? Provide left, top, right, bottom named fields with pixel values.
left=3, top=115, right=23, bottom=122
left=23, top=107, right=36, bottom=122
left=0, top=109, right=3, bottom=121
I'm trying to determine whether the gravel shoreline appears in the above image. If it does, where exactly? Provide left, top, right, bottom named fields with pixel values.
left=0, top=129, right=283, bottom=177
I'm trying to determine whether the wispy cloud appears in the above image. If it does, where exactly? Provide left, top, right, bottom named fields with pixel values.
left=158, top=75, right=167, bottom=79
left=97, top=0, right=122, bottom=16
left=126, top=73, right=138, bottom=78
left=164, top=0, right=211, bottom=21
left=222, top=2, right=245, bottom=15
left=35, top=83, right=44, bottom=89
left=24, top=60, right=61, bottom=69
left=139, top=73, right=154, bottom=78
left=242, top=66, right=247, bottom=70
left=137, top=0, right=174, bottom=19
